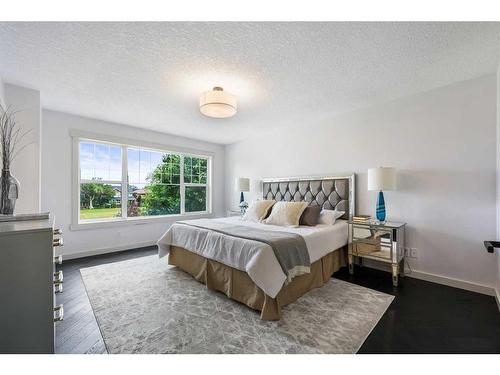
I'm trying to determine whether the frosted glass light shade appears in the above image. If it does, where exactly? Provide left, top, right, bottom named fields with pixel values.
left=368, top=167, right=396, bottom=191
left=199, top=87, right=237, bottom=118
left=235, top=177, right=250, bottom=192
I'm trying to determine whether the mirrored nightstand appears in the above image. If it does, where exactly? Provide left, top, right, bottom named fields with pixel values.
left=348, top=220, right=406, bottom=286
left=226, top=210, right=244, bottom=217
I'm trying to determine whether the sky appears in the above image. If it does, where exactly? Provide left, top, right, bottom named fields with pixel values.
left=80, top=142, right=175, bottom=188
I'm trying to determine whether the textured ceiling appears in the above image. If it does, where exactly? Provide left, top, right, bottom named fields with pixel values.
left=1, top=22, right=500, bottom=144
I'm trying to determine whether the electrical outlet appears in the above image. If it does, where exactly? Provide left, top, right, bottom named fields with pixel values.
left=410, top=248, right=418, bottom=258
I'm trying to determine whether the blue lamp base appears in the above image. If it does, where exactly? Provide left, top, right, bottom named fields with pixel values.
left=376, top=190, right=386, bottom=222
left=240, top=191, right=245, bottom=203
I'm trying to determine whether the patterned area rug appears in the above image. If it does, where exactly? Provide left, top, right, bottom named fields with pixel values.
left=80, top=255, right=394, bottom=354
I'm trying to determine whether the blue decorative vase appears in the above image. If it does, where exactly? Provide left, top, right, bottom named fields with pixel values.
left=376, top=190, right=386, bottom=222
left=240, top=191, right=245, bottom=203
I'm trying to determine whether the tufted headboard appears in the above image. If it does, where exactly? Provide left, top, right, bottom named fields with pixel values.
left=262, top=174, right=355, bottom=220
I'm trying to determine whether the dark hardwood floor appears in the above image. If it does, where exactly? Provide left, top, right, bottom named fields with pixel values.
left=56, top=247, right=500, bottom=354
left=335, top=267, right=500, bottom=353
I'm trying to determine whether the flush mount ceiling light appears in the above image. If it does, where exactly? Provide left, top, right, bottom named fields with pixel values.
left=199, top=86, right=237, bottom=118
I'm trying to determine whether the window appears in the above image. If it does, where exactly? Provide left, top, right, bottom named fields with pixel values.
left=76, top=138, right=211, bottom=224
left=127, top=148, right=181, bottom=217
left=184, top=156, right=208, bottom=213
left=79, top=142, right=122, bottom=221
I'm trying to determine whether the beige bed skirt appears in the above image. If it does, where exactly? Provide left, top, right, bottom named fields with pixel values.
left=168, top=245, right=347, bottom=320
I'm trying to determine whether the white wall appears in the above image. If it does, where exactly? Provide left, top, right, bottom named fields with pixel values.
left=225, top=74, right=498, bottom=290
left=41, top=109, right=225, bottom=258
left=4, top=83, right=41, bottom=214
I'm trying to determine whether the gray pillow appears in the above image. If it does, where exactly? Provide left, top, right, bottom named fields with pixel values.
left=299, top=205, right=321, bottom=226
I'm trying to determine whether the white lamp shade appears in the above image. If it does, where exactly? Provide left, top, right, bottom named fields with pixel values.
left=199, top=87, right=237, bottom=118
left=235, top=177, right=250, bottom=192
left=367, top=167, right=396, bottom=191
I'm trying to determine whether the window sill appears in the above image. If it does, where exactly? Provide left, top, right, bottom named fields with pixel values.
left=70, top=211, right=214, bottom=231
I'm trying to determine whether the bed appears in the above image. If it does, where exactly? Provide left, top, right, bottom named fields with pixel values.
left=157, top=175, right=355, bottom=320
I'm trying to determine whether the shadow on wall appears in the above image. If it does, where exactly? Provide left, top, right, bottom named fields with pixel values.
left=413, top=224, right=495, bottom=279
left=395, top=168, right=495, bottom=215
left=397, top=168, right=494, bottom=194
left=392, top=167, right=495, bottom=229
left=391, top=168, right=496, bottom=280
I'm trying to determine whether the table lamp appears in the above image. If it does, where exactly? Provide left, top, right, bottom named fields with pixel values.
left=235, top=177, right=250, bottom=212
left=367, top=167, right=396, bottom=223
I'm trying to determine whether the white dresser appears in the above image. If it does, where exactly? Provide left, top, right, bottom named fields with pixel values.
left=0, top=215, right=64, bottom=353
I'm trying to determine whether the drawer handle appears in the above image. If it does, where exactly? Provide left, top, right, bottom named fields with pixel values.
left=53, top=228, right=63, bottom=235
left=53, top=255, right=63, bottom=265
left=54, top=282, right=63, bottom=294
left=54, top=270, right=64, bottom=284
left=53, top=238, right=64, bottom=247
left=54, top=305, right=64, bottom=322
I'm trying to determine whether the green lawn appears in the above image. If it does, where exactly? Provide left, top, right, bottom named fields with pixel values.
left=80, top=207, right=121, bottom=220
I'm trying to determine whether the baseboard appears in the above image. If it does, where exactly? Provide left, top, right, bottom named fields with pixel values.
left=361, top=261, right=496, bottom=297
left=408, top=269, right=496, bottom=297
left=62, top=241, right=157, bottom=260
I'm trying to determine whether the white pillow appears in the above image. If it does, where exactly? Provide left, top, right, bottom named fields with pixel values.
left=318, top=209, right=345, bottom=225
left=242, top=200, right=276, bottom=222
left=263, top=201, right=309, bottom=228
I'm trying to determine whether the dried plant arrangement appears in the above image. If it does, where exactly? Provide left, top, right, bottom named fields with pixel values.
left=0, top=104, right=32, bottom=214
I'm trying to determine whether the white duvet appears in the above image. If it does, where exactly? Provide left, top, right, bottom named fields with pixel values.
left=157, top=217, right=348, bottom=298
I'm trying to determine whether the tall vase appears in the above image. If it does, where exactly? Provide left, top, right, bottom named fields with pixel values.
left=376, top=190, right=386, bottom=223
left=0, top=169, right=20, bottom=215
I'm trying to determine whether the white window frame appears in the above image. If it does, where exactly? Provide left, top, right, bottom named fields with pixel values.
left=70, top=130, right=213, bottom=230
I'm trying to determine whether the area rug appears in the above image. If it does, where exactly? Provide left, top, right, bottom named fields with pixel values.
left=80, top=255, right=394, bottom=354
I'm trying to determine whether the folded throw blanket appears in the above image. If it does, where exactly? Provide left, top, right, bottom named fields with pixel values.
left=178, top=219, right=311, bottom=282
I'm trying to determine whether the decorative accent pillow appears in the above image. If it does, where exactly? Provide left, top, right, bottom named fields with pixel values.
left=263, top=201, right=309, bottom=227
left=318, top=209, right=345, bottom=225
left=299, top=205, right=321, bottom=226
left=242, top=200, right=276, bottom=222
